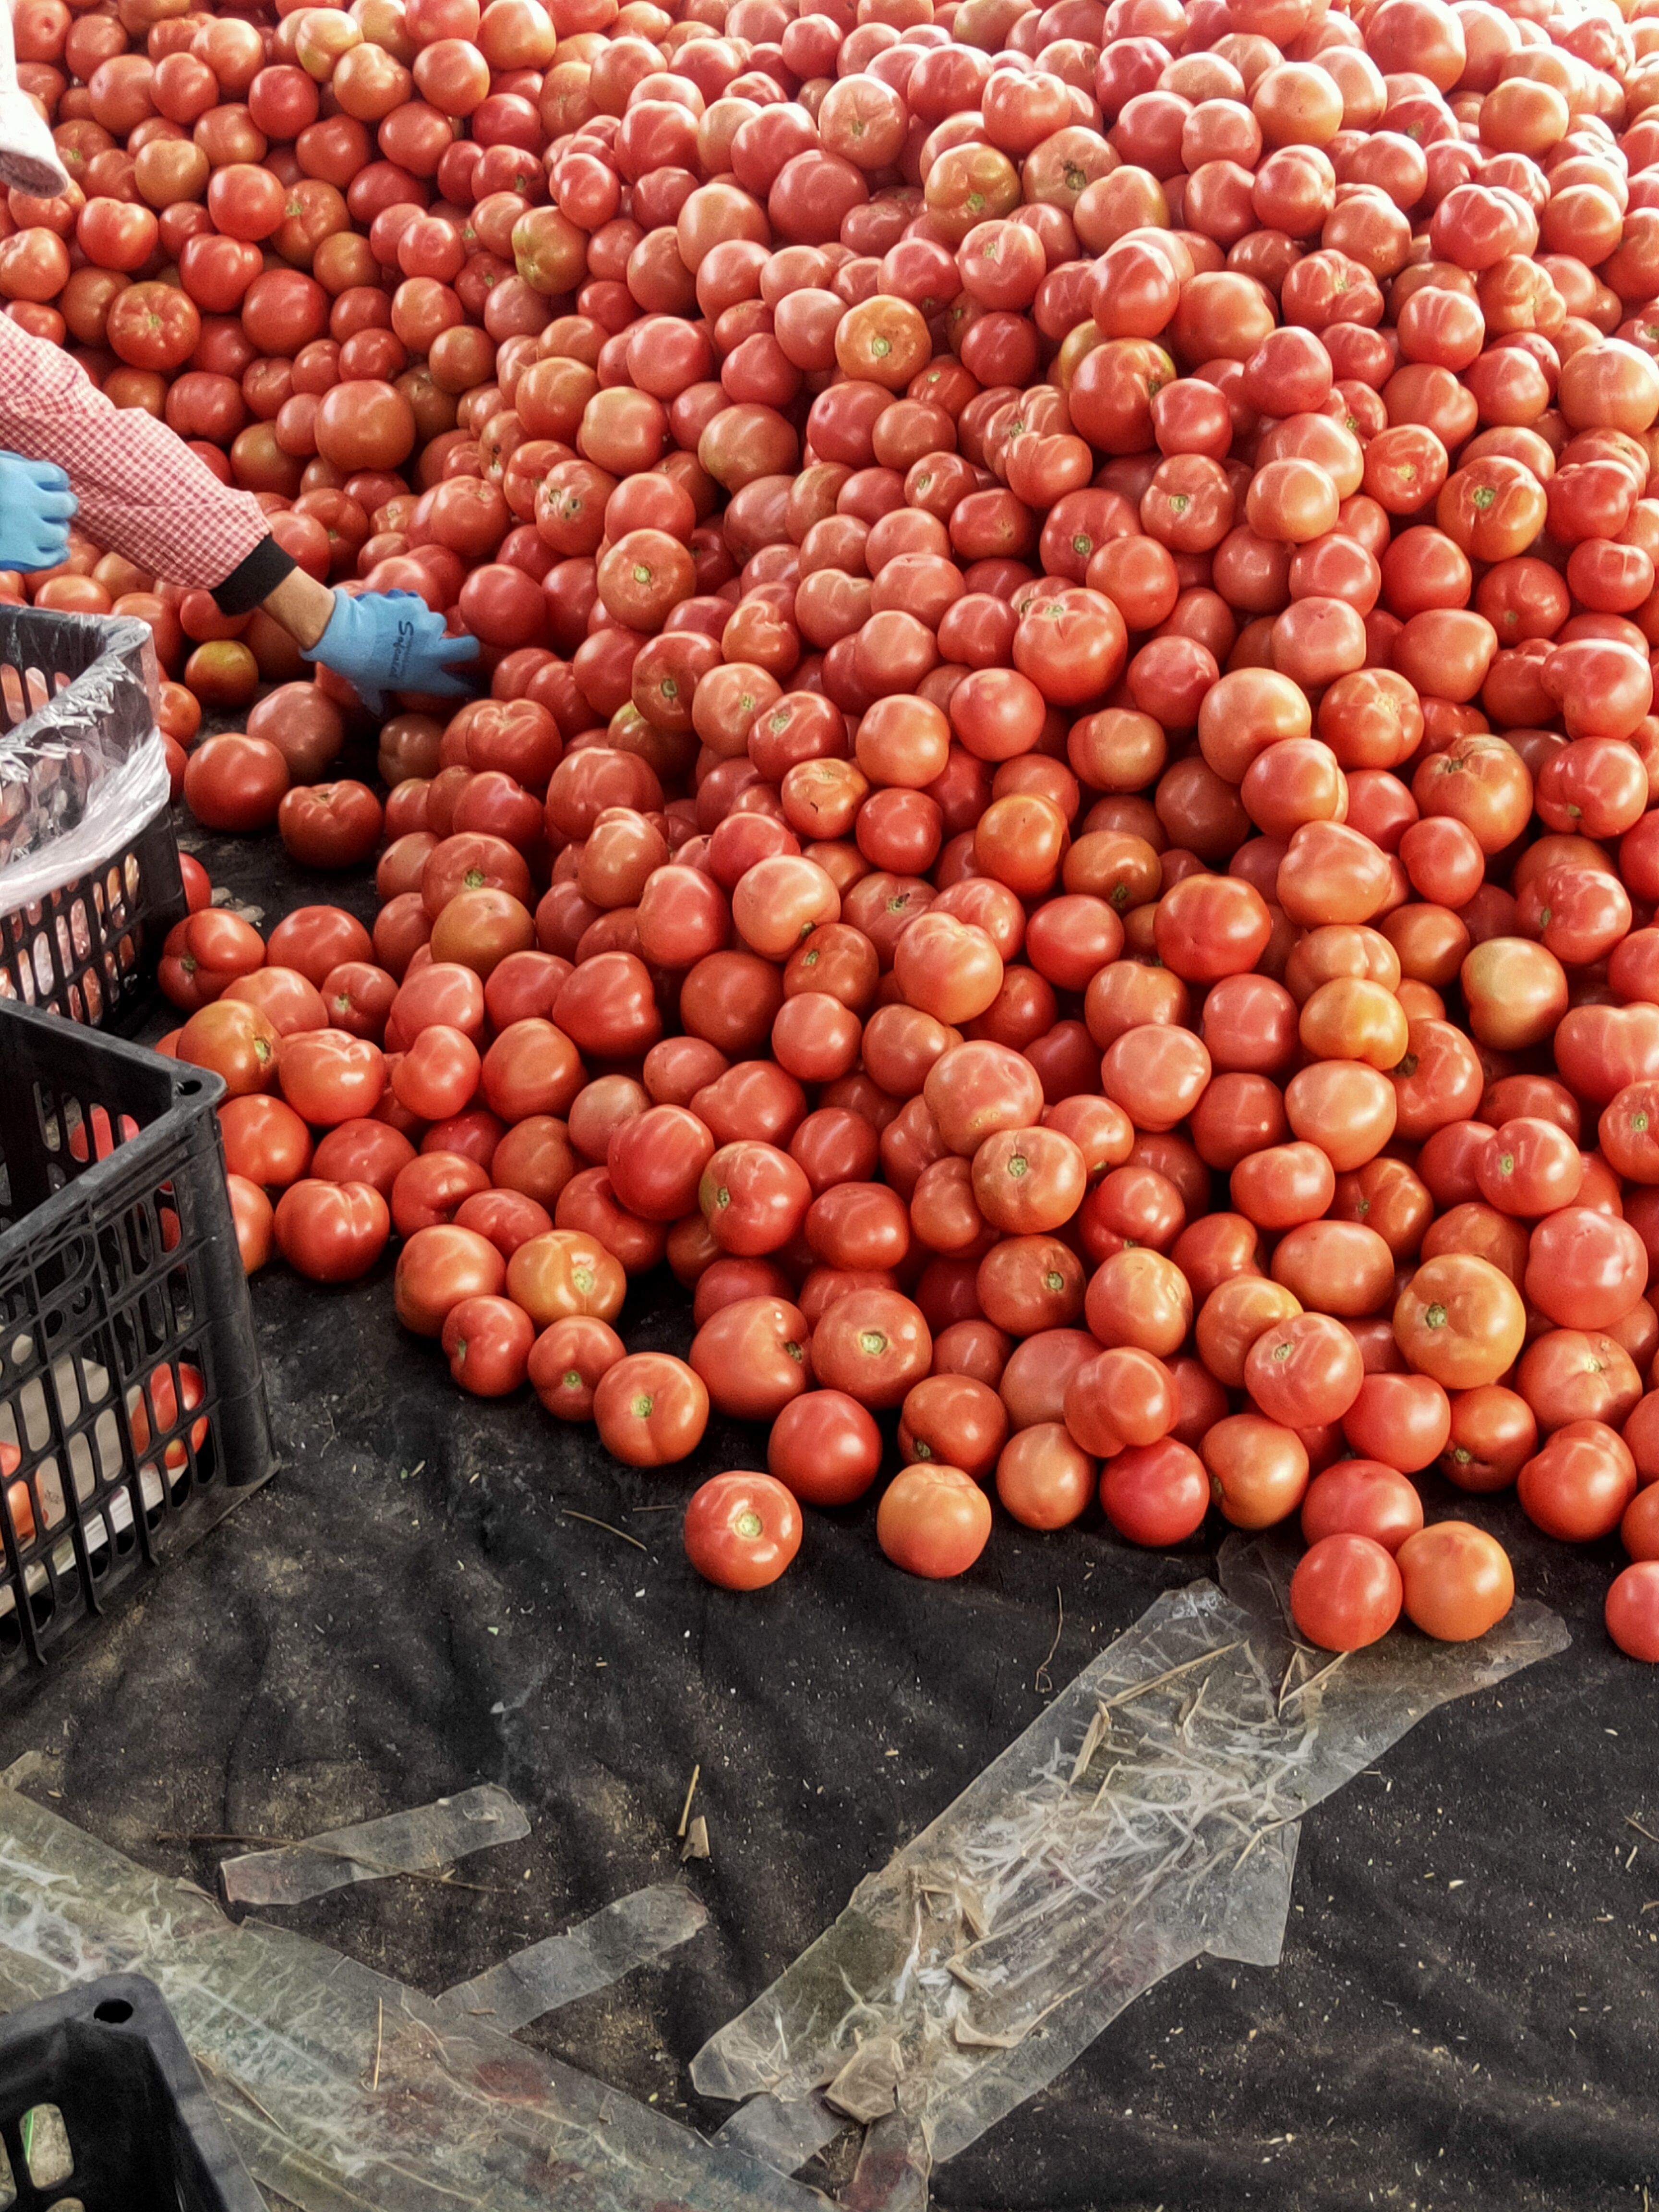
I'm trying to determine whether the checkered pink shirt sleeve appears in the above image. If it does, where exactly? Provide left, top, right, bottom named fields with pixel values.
left=0, top=314, right=271, bottom=588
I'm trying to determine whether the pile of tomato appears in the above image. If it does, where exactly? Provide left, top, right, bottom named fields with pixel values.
left=21, top=0, right=1659, bottom=1651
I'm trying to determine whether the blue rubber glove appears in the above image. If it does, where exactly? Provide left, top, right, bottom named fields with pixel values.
left=0, top=452, right=75, bottom=573
left=303, top=587, right=479, bottom=713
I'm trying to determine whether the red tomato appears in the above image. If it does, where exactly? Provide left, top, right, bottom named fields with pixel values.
left=279, top=1030, right=387, bottom=1126
left=995, top=1423, right=1094, bottom=1529
left=690, top=1295, right=812, bottom=1421
left=1290, top=1535, right=1403, bottom=1653
left=441, top=1294, right=535, bottom=1396
left=876, top=1462, right=992, bottom=1578
left=1517, top=1421, right=1635, bottom=1542
left=810, top=1287, right=932, bottom=1408
left=311, top=1118, right=415, bottom=1199
left=698, top=1140, right=812, bottom=1255
left=218, top=1095, right=313, bottom=1189
left=278, top=780, right=384, bottom=869
left=267, top=905, right=374, bottom=983
left=183, top=733, right=289, bottom=832
left=226, top=1172, right=274, bottom=1274
left=394, top=1223, right=505, bottom=1335
left=683, top=1471, right=804, bottom=1590
left=1396, top=1522, right=1515, bottom=1641
left=767, top=1390, right=883, bottom=1505
left=593, top=1352, right=709, bottom=1467
left=1300, top=1461, right=1424, bottom=1554
left=1100, top=1438, right=1210, bottom=1547
left=273, top=1178, right=390, bottom=1282
left=1606, top=1563, right=1659, bottom=1662
left=528, top=1316, right=625, bottom=1420
left=177, top=1001, right=279, bottom=1099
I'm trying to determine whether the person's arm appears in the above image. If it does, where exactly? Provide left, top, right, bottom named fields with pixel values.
left=0, top=315, right=478, bottom=705
left=0, top=310, right=282, bottom=594
left=250, top=563, right=335, bottom=650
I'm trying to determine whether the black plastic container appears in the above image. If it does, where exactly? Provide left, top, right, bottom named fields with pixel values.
left=0, top=999, right=274, bottom=1679
left=0, top=1972, right=266, bottom=2210
left=0, top=610, right=185, bottom=1031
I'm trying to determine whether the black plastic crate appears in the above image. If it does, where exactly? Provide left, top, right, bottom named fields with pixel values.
left=0, top=1000, right=274, bottom=1680
left=0, top=610, right=185, bottom=1031
left=0, top=1973, right=266, bottom=2210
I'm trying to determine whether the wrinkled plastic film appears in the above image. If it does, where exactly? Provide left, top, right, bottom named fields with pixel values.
left=219, top=1785, right=530, bottom=1907
left=842, top=2097, right=931, bottom=2212
left=694, top=1539, right=1568, bottom=2165
left=712, top=2092, right=843, bottom=2177
left=439, top=1883, right=708, bottom=2032
left=0, top=731, right=169, bottom=912
left=0, top=1788, right=822, bottom=2212
left=0, top=612, right=163, bottom=911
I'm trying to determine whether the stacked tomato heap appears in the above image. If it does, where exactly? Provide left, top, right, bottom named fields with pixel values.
left=23, top=0, right=1659, bottom=1646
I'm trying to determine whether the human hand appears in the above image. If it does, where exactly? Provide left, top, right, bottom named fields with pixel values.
left=303, top=588, right=480, bottom=714
left=0, top=452, right=75, bottom=573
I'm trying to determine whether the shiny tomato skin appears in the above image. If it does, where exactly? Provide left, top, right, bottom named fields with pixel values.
left=278, top=1029, right=386, bottom=1126
left=1100, top=1438, right=1211, bottom=1547
left=1300, top=1460, right=1425, bottom=1554
left=1439, top=1384, right=1537, bottom=1493
left=609, top=1105, right=716, bottom=1221
left=1623, top=1484, right=1659, bottom=1563
left=767, top=1389, right=884, bottom=1505
left=690, top=1295, right=812, bottom=1421
left=699, top=1140, right=812, bottom=1255
left=1290, top=1534, right=1403, bottom=1653
left=1396, top=1521, right=1515, bottom=1641
left=1517, top=1422, right=1635, bottom=1543
left=876, top=1462, right=992, bottom=1578
left=311, top=1118, right=416, bottom=1200
left=1341, top=1371, right=1453, bottom=1473
left=1394, top=1253, right=1526, bottom=1389
left=810, top=1287, right=932, bottom=1409
left=684, top=1471, right=803, bottom=1590
left=390, top=1152, right=490, bottom=1238
left=183, top=732, right=289, bottom=832
left=278, top=779, right=384, bottom=869
left=1606, top=1563, right=1659, bottom=1662
left=394, top=1223, right=505, bottom=1335
left=273, top=1178, right=390, bottom=1282
left=593, top=1351, right=709, bottom=1467
left=218, top=1094, right=313, bottom=1190
left=268, top=904, right=374, bottom=984
left=441, top=1294, right=535, bottom=1397
left=528, top=1316, right=625, bottom=1421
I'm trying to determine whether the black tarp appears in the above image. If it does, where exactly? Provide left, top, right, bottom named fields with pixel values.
left=0, top=827, right=1653, bottom=2212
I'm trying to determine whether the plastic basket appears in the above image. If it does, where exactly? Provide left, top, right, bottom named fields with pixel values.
left=0, top=610, right=185, bottom=1032
left=0, top=1000, right=275, bottom=1681
left=0, top=1972, right=266, bottom=2211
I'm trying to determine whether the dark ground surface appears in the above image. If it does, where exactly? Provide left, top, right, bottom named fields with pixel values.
left=1, top=815, right=1656, bottom=2212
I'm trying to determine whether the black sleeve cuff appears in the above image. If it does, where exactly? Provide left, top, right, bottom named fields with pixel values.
left=212, top=534, right=298, bottom=615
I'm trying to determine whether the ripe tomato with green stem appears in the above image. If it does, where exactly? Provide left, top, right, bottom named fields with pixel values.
left=684, top=1472, right=803, bottom=1590
left=593, top=1353, right=709, bottom=1467
left=442, top=1295, right=535, bottom=1397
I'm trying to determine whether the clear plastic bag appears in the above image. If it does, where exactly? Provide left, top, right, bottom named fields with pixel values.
left=0, top=609, right=164, bottom=914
